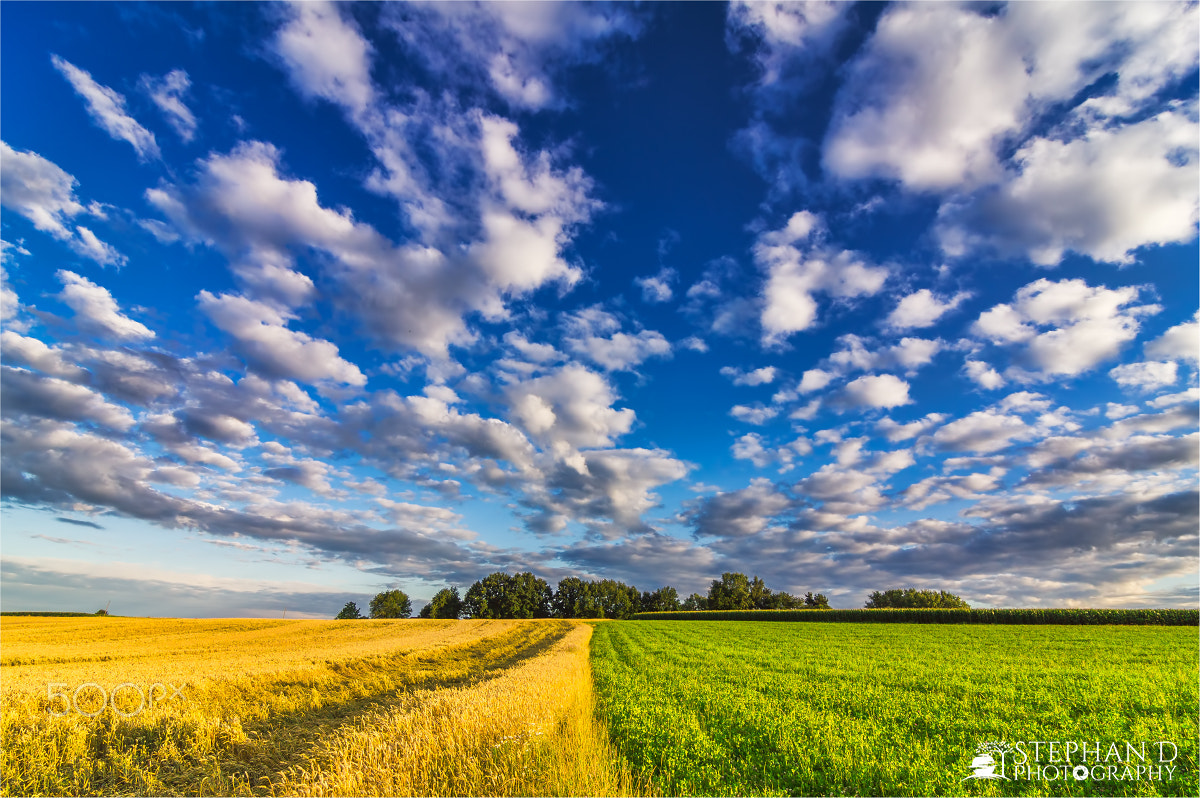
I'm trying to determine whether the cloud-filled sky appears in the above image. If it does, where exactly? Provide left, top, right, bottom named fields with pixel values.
left=2, top=1, right=1197, bottom=617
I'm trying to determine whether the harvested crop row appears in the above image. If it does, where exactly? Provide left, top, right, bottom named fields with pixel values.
left=1, top=617, right=633, bottom=796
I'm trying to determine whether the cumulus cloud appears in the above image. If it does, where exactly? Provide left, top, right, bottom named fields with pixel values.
left=756, top=212, right=888, bottom=344
left=1, top=367, right=135, bottom=431
left=964, top=359, right=1005, bottom=390
left=1109, top=361, right=1178, bottom=391
left=0, top=142, right=85, bottom=238
left=0, top=143, right=124, bottom=266
left=561, top=306, right=671, bottom=372
left=141, top=69, right=197, bottom=142
left=932, top=410, right=1033, bottom=454
left=937, top=110, right=1199, bottom=266
left=505, top=365, right=634, bottom=457
left=150, top=133, right=595, bottom=357
left=885, top=289, right=970, bottom=331
left=721, top=366, right=777, bottom=386
left=382, top=2, right=642, bottom=111
left=1145, top=313, right=1200, bottom=364
left=825, top=3, right=1198, bottom=193
left=635, top=267, right=676, bottom=303
left=972, top=278, right=1158, bottom=379
left=689, top=478, right=795, bottom=538
left=197, top=291, right=365, bottom=386
left=51, top=55, right=159, bottom=160
left=730, top=404, right=779, bottom=425
left=838, top=374, right=911, bottom=410
left=56, top=270, right=154, bottom=340
left=821, top=3, right=1198, bottom=265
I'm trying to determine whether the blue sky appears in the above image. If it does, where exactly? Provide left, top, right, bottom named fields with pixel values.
left=1, top=1, right=1197, bottom=617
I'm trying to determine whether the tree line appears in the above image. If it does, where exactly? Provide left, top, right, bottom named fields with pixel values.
left=335, top=571, right=848, bottom=620
left=336, top=576, right=968, bottom=620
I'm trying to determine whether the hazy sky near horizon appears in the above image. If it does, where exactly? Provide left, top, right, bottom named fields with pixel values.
left=2, top=1, right=1197, bottom=617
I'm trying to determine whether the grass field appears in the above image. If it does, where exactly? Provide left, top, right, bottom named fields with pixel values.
left=0, top=616, right=640, bottom=796
left=591, top=621, right=1199, bottom=797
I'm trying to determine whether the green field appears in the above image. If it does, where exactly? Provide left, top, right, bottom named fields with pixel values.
left=591, top=621, right=1199, bottom=797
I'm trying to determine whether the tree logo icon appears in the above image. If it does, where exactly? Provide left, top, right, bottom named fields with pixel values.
left=963, top=742, right=1013, bottom=781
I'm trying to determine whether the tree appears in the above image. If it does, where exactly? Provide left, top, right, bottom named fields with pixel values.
left=803, top=591, right=830, bottom=609
left=640, top=586, right=681, bottom=613
left=369, top=589, right=413, bottom=618
left=419, top=587, right=463, bottom=619
left=592, top=579, right=640, bottom=619
left=750, top=576, right=773, bottom=609
left=335, top=601, right=363, bottom=619
left=681, top=593, right=708, bottom=611
left=463, top=572, right=552, bottom=618
left=552, top=577, right=593, bottom=619
left=865, top=588, right=969, bottom=609
left=708, top=572, right=753, bottom=610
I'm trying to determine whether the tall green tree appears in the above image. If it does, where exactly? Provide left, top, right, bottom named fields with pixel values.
left=707, top=572, right=753, bottom=610
left=865, top=588, right=969, bottom=609
left=419, top=587, right=463, bottom=619
left=463, top=572, right=552, bottom=618
left=804, top=591, right=831, bottom=609
left=592, top=579, right=640, bottom=619
left=552, top=577, right=592, bottom=619
left=749, top=576, right=773, bottom=609
left=681, top=593, right=708, bottom=611
left=640, top=586, right=681, bottom=613
left=369, top=589, right=412, bottom=618
left=335, top=601, right=363, bottom=619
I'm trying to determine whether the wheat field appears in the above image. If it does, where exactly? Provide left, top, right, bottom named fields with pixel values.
left=0, top=616, right=643, bottom=797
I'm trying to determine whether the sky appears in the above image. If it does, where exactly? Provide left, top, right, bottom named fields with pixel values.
left=1, top=1, right=1197, bottom=618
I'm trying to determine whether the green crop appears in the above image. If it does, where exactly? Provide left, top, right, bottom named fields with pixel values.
left=632, top=608, right=1200, bottom=625
left=591, top=621, right=1199, bottom=797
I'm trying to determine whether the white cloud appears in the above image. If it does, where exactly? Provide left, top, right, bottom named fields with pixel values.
left=1145, top=313, right=1200, bottom=364
left=839, top=374, right=911, bottom=409
left=141, top=69, right=197, bottom=142
left=679, top=336, right=708, bottom=353
left=196, top=291, right=365, bottom=387
left=964, top=359, right=1005, bottom=390
left=384, top=2, right=642, bottom=111
left=271, top=2, right=375, bottom=117
left=1109, top=361, right=1178, bottom=391
left=150, top=136, right=595, bottom=357
left=798, top=368, right=833, bottom=394
left=1, top=367, right=135, bottom=431
left=505, top=365, right=635, bottom=456
left=933, top=410, right=1032, bottom=454
left=875, top=412, right=947, bottom=443
left=730, top=404, right=779, bottom=425
left=824, top=3, right=1199, bottom=195
left=823, top=4, right=1028, bottom=191
left=731, top=433, right=777, bottom=470
left=56, top=270, right=153, bottom=340
left=721, top=366, right=777, bottom=386
left=938, top=110, right=1199, bottom=266
left=71, top=227, right=125, bottom=267
left=1149, top=388, right=1200, bottom=409
left=0, top=142, right=84, bottom=238
left=503, top=331, right=562, bottom=364
left=885, top=289, right=970, bottom=331
left=756, top=212, right=887, bottom=344
left=1105, top=403, right=1140, bottom=420
left=972, top=278, right=1157, bottom=378
left=567, top=330, right=671, bottom=372
left=635, top=267, right=676, bottom=303
left=51, top=55, right=159, bottom=160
